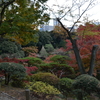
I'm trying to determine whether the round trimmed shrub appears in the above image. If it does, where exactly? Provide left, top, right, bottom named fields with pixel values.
left=0, top=40, right=25, bottom=58
left=50, top=55, right=70, bottom=64
left=0, top=62, right=26, bottom=85
left=39, top=62, right=75, bottom=78
left=30, top=72, right=60, bottom=86
left=0, top=40, right=21, bottom=54
left=26, top=81, right=61, bottom=95
left=72, top=74, right=100, bottom=98
left=20, top=57, right=44, bottom=67
left=58, top=78, right=73, bottom=92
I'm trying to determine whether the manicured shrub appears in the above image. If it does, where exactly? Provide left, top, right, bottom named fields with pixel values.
left=0, top=40, right=18, bottom=54
left=49, top=62, right=75, bottom=78
left=0, top=40, right=25, bottom=58
left=0, top=62, right=26, bottom=85
left=12, top=50, right=25, bottom=58
left=39, top=62, right=75, bottom=78
left=50, top=55, right=70, bottom=64
left=26, top=81, right=61, bottom=96
left=30, top=72, right=59, bottom=86
left=20, top=57, right=44, bottom=67
left=39, top=46, right=48, bottom=59
left=72, top=74, right=100, bottom=99
left=58, top=78, right=73, bottom=96
left=38, top=63, right=51, bottom=72
left=44, top=44, right=54, bottom=53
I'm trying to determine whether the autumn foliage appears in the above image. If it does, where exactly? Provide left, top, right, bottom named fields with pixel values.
left=64, top=22, right=100, bottom=75
left=53, top=25, right=68, bottom=39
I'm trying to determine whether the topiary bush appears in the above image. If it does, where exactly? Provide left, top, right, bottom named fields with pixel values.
left=39, top=46, right=48, bottom=59
left=0, top=40, right=25, bottom=58
left=30, top=72, right=60, bottom=86
left=72, top=74, right=100, bottom=99
left=50, top=55, right=70, bottom=64
left=49, top=62, right=75, bottom=78
left=12, top=50, right=25, bottom=58
left=20, top=57, right=44, bottom=67
left=0, top=62, right=26, bottom=85
left=38, top=63, right=51, bottom=72
left=26, top=81, right=61, bottom=98
left=0, top=40, right=18, bottom=54
left=38, top=62, right=75, bottom=78
left=58, top=78, right=74, bottom=97
left=44, top=44, right=54, bottom=53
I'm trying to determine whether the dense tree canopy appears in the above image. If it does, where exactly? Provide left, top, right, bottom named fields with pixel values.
left=0, top=0, right=50, bottom=45
left=0, top=0, right=16, bottom=25
left=77, top=22, right=100, bottom=36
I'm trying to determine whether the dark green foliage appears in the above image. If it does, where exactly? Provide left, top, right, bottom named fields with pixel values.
left=0, top=62, right=26, bottom=85
left=37, top=31, right=52, bottom=46
left=44, top=44, right=54, bottom=53
left=50, top=55, right=70, bottom=64
left=20, top=57, right=44, bottom=67
left=30, top=72, right=60, bottom=86
left=49, top=31, right=66, bottom=48
left=0, top=40, right=25, bottom=58
left=11, top=77, right=26, bottom=88
left=39, top=62, right=75, bottom=78
left=36, top=31, right=52, bottom=52
left=38, top=55, right=75, bottom=78
left=58, top=40, right=66, bottom=48
left=50, top=55, right=75, bottom=78
left=0, top=40, right=19, bottom=54
left=58, top=78, right=73, bottom=96
left=12, top=50, right=25, bottom=58
left=38, top=63, right=51, bottom=72
left=72, top=74, right=100, bottom=99
left=50, top=62, right=75, bottom=73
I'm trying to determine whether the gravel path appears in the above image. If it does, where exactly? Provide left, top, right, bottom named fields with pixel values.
left=0, top=92, right=17, bottom=100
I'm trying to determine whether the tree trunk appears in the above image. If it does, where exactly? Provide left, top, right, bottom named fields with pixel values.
left=57, top=18, right=86, bottom=74
left=88, top=45, right=98, bottom=75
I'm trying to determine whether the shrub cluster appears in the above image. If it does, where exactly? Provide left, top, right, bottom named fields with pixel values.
left=0, top=40, right=25, bottom=58
left=30, top=72, right=59, bottom=86
left=26, top=81, right=61, bottom=96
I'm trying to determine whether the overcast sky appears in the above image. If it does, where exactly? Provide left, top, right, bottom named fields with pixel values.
left=46, top=0, right=100, bottom=26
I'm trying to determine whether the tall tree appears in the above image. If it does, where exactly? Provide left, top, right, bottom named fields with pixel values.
left=0, top=0, right=50, bottom=45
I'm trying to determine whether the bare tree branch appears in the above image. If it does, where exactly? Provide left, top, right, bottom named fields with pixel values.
left=57, top=18, right=86, bottom=74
